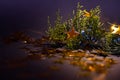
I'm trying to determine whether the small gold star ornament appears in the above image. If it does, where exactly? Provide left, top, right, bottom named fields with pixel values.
left=83, top=10, right=90, bottom=17
left=66, top=27, right=79, bottom=39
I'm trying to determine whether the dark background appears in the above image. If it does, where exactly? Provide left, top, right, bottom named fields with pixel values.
left=1, top=1, right=120, bottom=80
left=0, top=0, right=120, bottom=37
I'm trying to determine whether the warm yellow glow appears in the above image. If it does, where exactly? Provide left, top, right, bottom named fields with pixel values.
left=100, top=63, right=104, bottom=67
left=111, top=24, right=120, bottom=34
left=83, top=10, right=90, bottom=17
left=87, top=58, right=93, bottom=61
left=88, top=66, right=95, bottom=71
left=69, top=54, right=74, bottom=57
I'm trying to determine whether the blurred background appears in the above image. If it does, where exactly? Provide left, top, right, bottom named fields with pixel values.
left=0, top=0, right=120, bottom=38
left=1, top=1, right=120, bottom=80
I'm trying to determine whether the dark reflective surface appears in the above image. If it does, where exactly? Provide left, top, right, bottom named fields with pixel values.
left=1, top=35, right=120, bottom=80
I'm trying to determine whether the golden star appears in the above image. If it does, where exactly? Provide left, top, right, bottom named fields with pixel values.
left=66, top=27, right=79, bottom=39
left=111, top=24, right=120, bottom=34
left=83, top=10, right=90, bottom=17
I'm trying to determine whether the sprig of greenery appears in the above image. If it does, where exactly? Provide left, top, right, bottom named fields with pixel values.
left=46, top=2, right=110, bottom=50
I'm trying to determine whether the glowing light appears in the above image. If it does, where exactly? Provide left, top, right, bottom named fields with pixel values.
left=87, top=58, right=93, bottom=61
left=23, top=41, right=27, bottom=43
left=69, top=54, right=74, bottom=57
left=88, top=66, right=95, bottom=71
left=81, top=30, right=85, bottom=33
left=111, top=24, right=120, bottom=34
left=100, top=63, right=104, bottom=67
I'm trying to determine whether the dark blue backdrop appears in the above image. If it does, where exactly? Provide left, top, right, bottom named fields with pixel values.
left=0, top=0, right=120, bottom=37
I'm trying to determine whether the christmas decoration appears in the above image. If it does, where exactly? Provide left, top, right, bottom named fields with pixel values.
left=104, top=23, right=120, bottom=54
left=46, top=2, right=105, bottom=50
left=110, top=24, right=120, bottom=34
left=66, top=27, right=79, bottom=39
left=3, top=2, right=118, bottom=77
left=83, top=10, right=90, bottom=17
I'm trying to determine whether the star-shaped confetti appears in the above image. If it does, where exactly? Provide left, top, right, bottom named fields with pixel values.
left=66, top=27, right=79, bottom=39
left=83, top=10, right=90, bottom=17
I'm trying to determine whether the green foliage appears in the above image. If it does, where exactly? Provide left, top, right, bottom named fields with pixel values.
left=104, top=34, right=120, bottom=54
left=47, top=10, right=67, bottom=42
left=110, top=34, right=120, bottom=54
left=46, top=2, right=105, bottom=49
left=103, top=33, right=113, bottom=51
left=66, top=36, right=81, bottom=49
